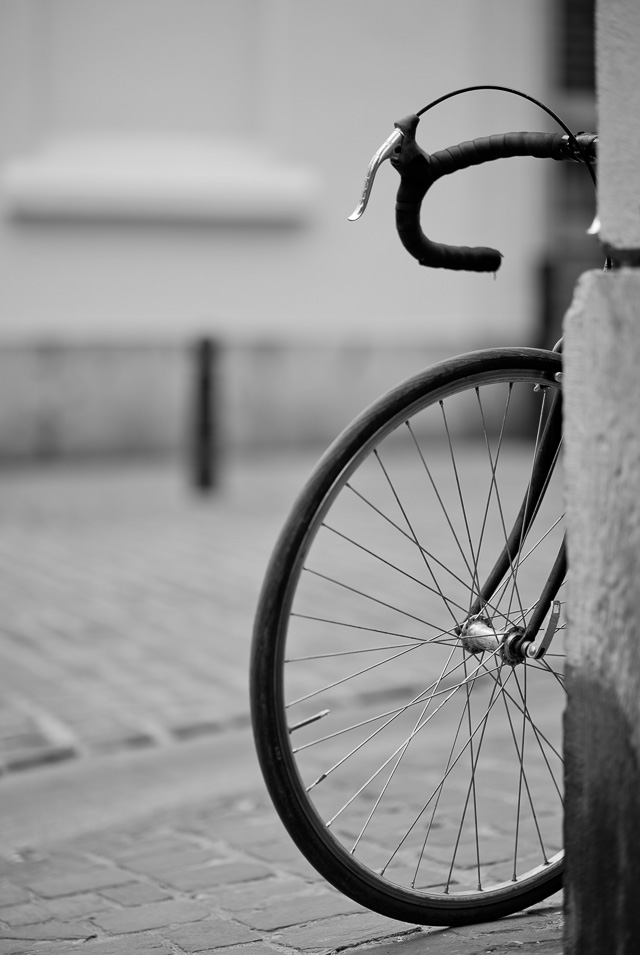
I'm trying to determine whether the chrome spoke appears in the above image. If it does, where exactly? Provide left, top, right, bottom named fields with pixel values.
left=321, top=521, right=472, bottom=618
left=286, top=640, right=424, bottom=709
left=374, top=448, right=461, bottom=627
left=309, top=650, right=492, bottom=800
left=380, top=663, right=519, bottom=874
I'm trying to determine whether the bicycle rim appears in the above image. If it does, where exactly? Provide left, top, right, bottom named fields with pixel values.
left=251, top=348, right=565, bottom=925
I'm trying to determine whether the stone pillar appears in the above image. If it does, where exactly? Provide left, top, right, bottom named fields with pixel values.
left=563, top=1, right=640, bottom=952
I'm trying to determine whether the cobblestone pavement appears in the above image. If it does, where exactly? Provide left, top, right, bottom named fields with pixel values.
left=0, top=453, right=315, bottom=771
left=0, top=763, right=564, bottom=955
left=0, top=451, right=564, bottom=953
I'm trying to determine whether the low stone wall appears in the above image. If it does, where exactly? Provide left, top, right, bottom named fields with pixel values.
left=0, top=340, right=464, bottom=462
left=221, top=341, right=454, bottom=452
left=0, top=343, right=191, bottom=461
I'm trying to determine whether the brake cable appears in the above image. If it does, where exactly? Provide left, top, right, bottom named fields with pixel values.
left=415, top=84, right=597, bottom=190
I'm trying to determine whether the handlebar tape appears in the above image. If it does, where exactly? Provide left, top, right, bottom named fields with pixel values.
left=391, top=114, right=587, bottom=273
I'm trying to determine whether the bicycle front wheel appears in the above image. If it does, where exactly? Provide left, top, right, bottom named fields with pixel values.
left=251, top=348, right=565, bottom=926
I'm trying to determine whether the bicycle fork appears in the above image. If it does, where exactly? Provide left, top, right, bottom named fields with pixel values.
left=458, top=388, right=565, bottom=665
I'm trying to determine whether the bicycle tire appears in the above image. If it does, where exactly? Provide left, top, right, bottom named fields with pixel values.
left=251, top=347, right=565, bottom=926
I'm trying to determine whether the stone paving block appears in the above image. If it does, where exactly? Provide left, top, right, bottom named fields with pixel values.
left=235, top=889, right=366, bottom=931
left=0, top=899, right=49, bottom=926
left=0, top=849, right=90, bottom=885
left=517, top=927, right=565, bottom=948
left=244, top=834, right=317, bottom=868
left=516, top=941, right=563, bottom=954
left=363, top=926, right=507, bottom=955
left=117, top=844, right=217, bottom=875
left=275, top=912, right=419, bottom=951
left=99, top=882, right=172, bottom=906
left=52, top=937, right=172, bottom=955
left=226, top=820, right=294, bottom=853
left=156, top=860, right=272, bottom=892
left=450, top=909, right=563, bottom=938
left=0, top=919, right=97, bottom=942
left=245, top=840, right=322, bottom=881
left=206, top=946, right=284, bottom=955
left=88, top=830, right=192, bottom=861
left=0, top=942, right=36, bottom=955
left=192, top=808, right=282, bottom=848
left=161, top=917, right=261, bottom=952
left=28, top=865, right=136, bottom=898
left=0, top=883, right=30, bottom=907
left=26, top=892, right=112, bottom=924
left=214, top=876, right=314, bottom=912
left=92, top=898, right=210, bottom=934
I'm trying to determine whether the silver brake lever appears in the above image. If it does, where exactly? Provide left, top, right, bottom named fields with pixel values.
left=348, top=128, right=404, bottom=221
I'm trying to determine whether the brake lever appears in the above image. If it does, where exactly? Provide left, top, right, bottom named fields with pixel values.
left=348, top=127, right=404, bottom=220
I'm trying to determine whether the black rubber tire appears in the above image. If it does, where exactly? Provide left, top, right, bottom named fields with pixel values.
left=251, top=348, right=565, bottom=926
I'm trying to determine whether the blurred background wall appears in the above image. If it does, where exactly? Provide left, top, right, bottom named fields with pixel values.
left=0, top=0, right=597, bottom=461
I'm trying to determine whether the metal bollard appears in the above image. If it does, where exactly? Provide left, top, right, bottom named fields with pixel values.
left=192, top=336, right=219, bottom=491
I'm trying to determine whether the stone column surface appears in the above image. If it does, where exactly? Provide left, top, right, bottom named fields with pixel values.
left=563, top=2, right=640, bottom=952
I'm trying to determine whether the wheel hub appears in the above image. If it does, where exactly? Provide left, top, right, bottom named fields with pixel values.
left=456, top=614, right=529, bottom=665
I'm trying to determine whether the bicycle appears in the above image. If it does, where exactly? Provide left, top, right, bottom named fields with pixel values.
left=250, top=86, right=599, bottom=927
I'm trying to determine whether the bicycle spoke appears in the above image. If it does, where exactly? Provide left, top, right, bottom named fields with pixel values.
left=301, top=567, right=439, bottom=630
left=439, top=402, right=485, bottom=608
left=293, top=657, right=506, bottom=756
left=476, top=654, right=563, bottom=765
left=289, top=613, right=450, bottom=646
left=318, top=650, right=498, bottom=811
left=470, top=388, right=509, bottom=607
left=344, top=482, right=520, bottom=626
left=499, top=665, right=551, bottom=872
left=406, top=420, right=488, bottom=606
left=350, top=649, right=460, bottom=854
left=286, top=640, right=424, bottom=708
left=380, top=663, right=519, bottom=874
left=475, top=385, right=529, bottom=624
left=412, top=684, right=483, bottom=890
left=373, top=449, right=461, bottom=626
left=321, top=521, right=472, bottom=617
left=438, top=654, right=491, bottom=891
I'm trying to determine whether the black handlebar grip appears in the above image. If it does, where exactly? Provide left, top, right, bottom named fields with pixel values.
left=391, top=114, right=571, bottom=273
